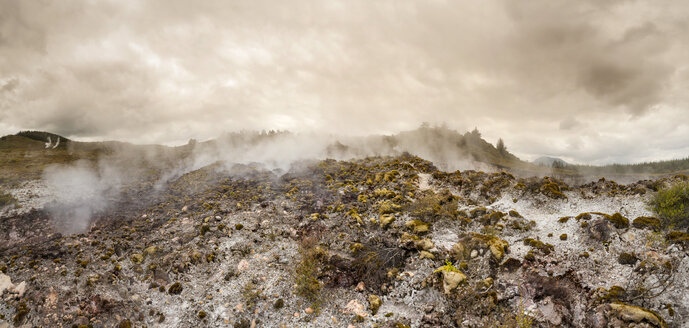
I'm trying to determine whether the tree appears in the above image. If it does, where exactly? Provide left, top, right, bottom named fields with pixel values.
left=496, top=138, right=506, bottom=155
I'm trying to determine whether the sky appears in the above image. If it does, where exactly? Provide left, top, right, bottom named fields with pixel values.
left=1, top=0, right=689, bottom=165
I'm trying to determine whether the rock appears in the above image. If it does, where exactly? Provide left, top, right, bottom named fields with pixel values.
left=355, top=281, right=365, bottom=292
left=471, top=250, right=478, bottom=258
left=451, top=242, right=465, bottom=260
left=181, top=205, right=188, bottom=212
left=343, top=299, right=367, bottom=317
left=442, top=270, right=466, bottom=294
left=305, top=307, right=314, bottom=314
left=538, top=297, right=563, bottom=326
left=368, top=294, right=382, bottom=315
left=0, top=273, right=25, bottom=298
left=588, top=219, right=612, bottom=241
left=419, top=251, right=435, bottom=259
left=0, top=273, right=12, bottom=295
left=237, top=260, right=249, bottom=272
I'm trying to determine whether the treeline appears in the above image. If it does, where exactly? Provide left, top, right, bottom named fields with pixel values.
left=16, top=131, right=70, bottom=143
left=568, top=157, right=689, bottom=175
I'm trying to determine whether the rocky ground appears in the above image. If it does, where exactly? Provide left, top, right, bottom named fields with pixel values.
left=1, top=154, right=688, bottom=327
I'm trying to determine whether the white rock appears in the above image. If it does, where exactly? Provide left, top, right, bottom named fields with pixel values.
left=0, top=273, right=12, bottom=295
left=470, top=250, right=478, bottom=258
left=355, top=281, right=365, bottom=292
left=237, top=259, right=249, bottom=272
left=11, top=281, right=26, bottom=297
left=343, top=299, right=367, bottom=317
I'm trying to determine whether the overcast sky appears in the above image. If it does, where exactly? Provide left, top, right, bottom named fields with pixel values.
left=1, top=0, right=689, bottom=164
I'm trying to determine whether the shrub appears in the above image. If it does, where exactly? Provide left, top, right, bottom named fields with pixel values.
left=294, top=235, right=323, bottom=311
left=648, top=182, right=689, bottom=229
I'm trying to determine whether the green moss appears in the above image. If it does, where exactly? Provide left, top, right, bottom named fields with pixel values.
left=523, top=238, right=554, bottom=255
left=471, top=233, right=509, bottom=261
left=608, top=303, right=667, bottom=328
left=480, top=211, right=506, bottom=225
left=540, top=182, right=567, bottom=199
left=666, top=231, right=689, bottom=244
left=405, top=219, right=431, bottom=234
left=235, top=223, right=244, bottom=230
left=200, top=224, right=211, bottom=236
left=470, top=207, right=488, bottom=218
left=559, top=234, right=568, bottom=241
left=508, top=210, right=522, bottom=218
left=632, top=217, right=661, bottom=230
left=13, top=301, right=29, bottom=325
left=198, top=310, right=207, bottom=319
left=618, top=252, right=638, bottom=265
left=606, top=213, right=630, bottom=229
left=368, top=295, right=382, bottom=315
left=0, top=189, right=17, bottom=207
left=130, top=253, right=143, bottom=264
left=274, top=298, right=285, bottom=309
left=379, top=214, right=396, bottom=228
left=118, top=320, right=132, bottom=328
left=168, top=282, right=183, bottom=295
left=576, top=213, right=592, bottom=221
left=597, top=286, right=626, bottom=302
left=349, top=243, right=365, bottom=253
left=558, top=217, right=570, bottom=223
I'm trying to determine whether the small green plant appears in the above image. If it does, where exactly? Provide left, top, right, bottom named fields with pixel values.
left=513, top=299, right=535, bottom=328
left=648, top=182, right=689, bottom=229
left=434, top=260, right=459, bottom=273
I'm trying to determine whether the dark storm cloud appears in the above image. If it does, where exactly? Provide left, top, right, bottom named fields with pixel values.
left=0, top=0, right=688, bottom=163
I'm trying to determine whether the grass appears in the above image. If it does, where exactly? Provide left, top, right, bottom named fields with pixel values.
left=648, top=181, right=689, bottom=229
left=0, top=188, right=17, bottom=207
left=294, top=235, right=323, bottom=312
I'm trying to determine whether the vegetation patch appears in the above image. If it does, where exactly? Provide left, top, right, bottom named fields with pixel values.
left=605, top=213, right=630, bottom=229
left=666, top=231, right=689, bottom=244
left=648, top=181, right=689, bottom=229
left=523, top=238, right=554, bottom=255
left=294, top=235, right=324, bottom=311
left=632, top=217, right=661, bottom=230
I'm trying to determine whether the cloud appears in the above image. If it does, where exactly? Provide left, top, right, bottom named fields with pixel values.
left=0, top=0, right=688, bottom=163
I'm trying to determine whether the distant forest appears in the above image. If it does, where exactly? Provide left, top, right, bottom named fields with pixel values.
left=568, top=157, right=689, bottom=175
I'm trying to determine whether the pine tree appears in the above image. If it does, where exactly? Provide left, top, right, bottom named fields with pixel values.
left=496, top=138, right=506, bottom=155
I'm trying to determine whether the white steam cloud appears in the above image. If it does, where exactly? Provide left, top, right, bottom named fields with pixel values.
left=43, top=160, right=123, bottom=234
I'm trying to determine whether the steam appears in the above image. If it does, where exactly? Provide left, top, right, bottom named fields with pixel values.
left=43, top=160, right=123, bottom=234
left=36, top=126, right=547, bottom=234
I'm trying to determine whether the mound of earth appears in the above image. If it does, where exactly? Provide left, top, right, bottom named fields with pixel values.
left=1, top=155, right=688, bottom=327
